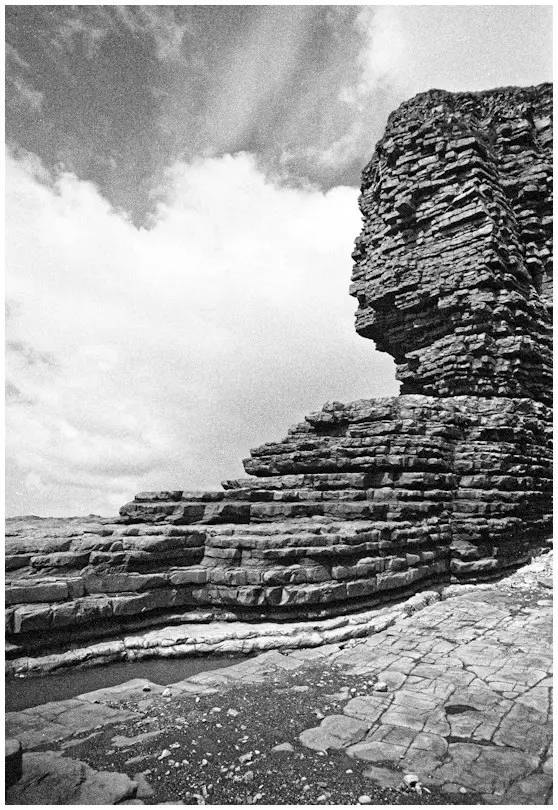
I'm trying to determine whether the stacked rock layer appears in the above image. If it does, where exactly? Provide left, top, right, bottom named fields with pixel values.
left=351, top=83, right=552, bottom=404
left=5, top=84, right=552, bottom=664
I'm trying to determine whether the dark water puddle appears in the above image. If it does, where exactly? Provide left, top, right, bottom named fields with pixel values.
left=5, top=655, right=246, bottom=713
left=444, top=704, right=479, bottom=715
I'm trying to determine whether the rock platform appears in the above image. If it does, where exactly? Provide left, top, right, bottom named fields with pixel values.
left=5, top=551, right=553, bottom=805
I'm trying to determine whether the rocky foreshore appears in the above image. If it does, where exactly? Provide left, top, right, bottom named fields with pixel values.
left=6, top=550, right=553, bottom=805
left=5, top=82, right=553, bottom=804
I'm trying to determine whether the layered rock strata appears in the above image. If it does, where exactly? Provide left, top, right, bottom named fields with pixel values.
left=5, top=84, right=552, bottom=668
left=351, top=84, right=552, bottom=404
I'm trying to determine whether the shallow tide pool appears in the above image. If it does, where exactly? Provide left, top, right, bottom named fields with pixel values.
left=5, top=654, right=246, bottom=712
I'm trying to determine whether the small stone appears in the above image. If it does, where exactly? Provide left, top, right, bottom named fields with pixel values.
left=271, top=743, right=294, bottom=753
left=125, top=755, right=150, bottom=767
left=358, top=795, right=373, bottom=804
left=133, top=773, right=154, bottom=799
left=142, top=686, right=151, bottom=693
left=374, top=681, right=388, bottom=692
left=239, top=752, right=253, bottom=764
left=227, top=708, right=239, bottom=717
left=158, top=750, right=171, bottom=760
left=243, top=770, right=255, bottom=783
left=403, top=774, right=419, bottom=787
left=162, top=688, right=172, bottom=698
left=460, top=787, right=467, bottom=794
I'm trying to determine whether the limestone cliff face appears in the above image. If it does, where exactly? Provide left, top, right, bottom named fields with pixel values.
left=5, top=85, right=553, bottom=670
left=351, top=84, right=552, bottom=404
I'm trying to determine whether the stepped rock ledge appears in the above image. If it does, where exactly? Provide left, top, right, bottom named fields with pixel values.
left=6, top=83, right=552, bottom=676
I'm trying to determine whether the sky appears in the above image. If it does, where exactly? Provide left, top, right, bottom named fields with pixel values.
left=5, top=5, right=553, bottom=516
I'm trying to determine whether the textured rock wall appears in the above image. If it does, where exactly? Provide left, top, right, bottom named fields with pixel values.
left=6, top=394, right=551, bottom=658
left=351, top=84, right=552, bottom=404
left=5, top=84, right=552, bottom=664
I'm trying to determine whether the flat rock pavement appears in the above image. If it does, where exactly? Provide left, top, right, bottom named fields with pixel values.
left=307, top=554, right=553, bottom=804
left=5, top=551, right=553, bottom=805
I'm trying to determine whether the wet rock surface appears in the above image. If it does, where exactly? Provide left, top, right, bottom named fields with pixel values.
left=6, top=552, right=553, bottom=805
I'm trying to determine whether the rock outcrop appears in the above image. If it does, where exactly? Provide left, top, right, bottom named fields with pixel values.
left=5, top=84, right=552, bottom=671
left=351, top=84, right=552, bottom=405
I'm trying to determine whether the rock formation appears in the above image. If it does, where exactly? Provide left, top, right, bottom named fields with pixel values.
left=5, top=84, right=552, bottom=672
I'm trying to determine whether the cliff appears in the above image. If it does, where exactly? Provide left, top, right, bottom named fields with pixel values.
left=352, top=84, right=552, bottom=404
left=5, top=84, right=552, bottom=673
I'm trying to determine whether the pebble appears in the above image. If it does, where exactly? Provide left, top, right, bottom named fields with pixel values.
left=460, top=787, right=467, bottom=794
left=374, top=681, right=388, bottom=692
left=243, top=770, right=255, bottom=783
left=158, top=749, right=171, bottom=760
left=133, top=773, right=154, bottom=799
left=403, top=774, right=420, bottom=786
left=125, top=754, right=150, bottom=767
left=358, top=795, right=373, bottom=804
left=227, top=708, right=239, bottom=717
left=271, top=742, right=294, bottom=753
left=162, top=688, right=172, bottom=698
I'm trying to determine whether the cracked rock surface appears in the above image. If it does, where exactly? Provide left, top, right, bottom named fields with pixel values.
left=6, top=552, right=552, bottom=805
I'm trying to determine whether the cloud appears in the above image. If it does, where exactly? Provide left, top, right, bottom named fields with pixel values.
left=7, top=75, right=44, bottom=112
left=357, top=7, right=408, bottom=94
left=45, top=6, right=190, bottom=63
left=293, top=7, right=408, bottom=176
left=110, top=6, right=191, bottom=62
left=8, top=5, right=551, bottom=228
left=352, top=6, right=554, bottom=99
left=6, top=148, right=397, bottom=516
left=7, top=340, right=56, bottom=368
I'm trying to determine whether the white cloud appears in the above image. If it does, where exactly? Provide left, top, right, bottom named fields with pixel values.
left=6, top=149, right=398, bottom=516
left=355, top=6, right=408, bottom=97
left=8, top=75, right=44, bottom=112
left=310, top=7, right=409, bottom=172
